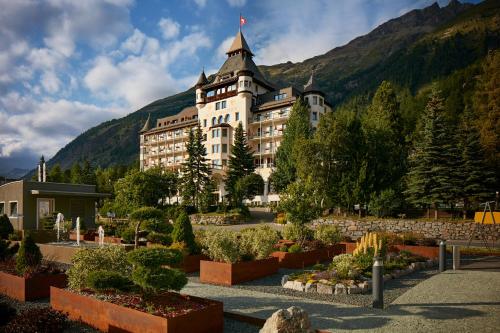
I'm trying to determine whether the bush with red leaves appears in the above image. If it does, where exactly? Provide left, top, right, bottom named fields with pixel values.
left=1, top=307, right=68, bottom=333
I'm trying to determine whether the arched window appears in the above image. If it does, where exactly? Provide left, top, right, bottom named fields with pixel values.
left=218, top=115, right=223, bottom=124
left=212, top=117, right=216, bottom=126
left=224, top=114, right=230, bottom=123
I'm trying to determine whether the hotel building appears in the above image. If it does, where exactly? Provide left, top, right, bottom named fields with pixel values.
left=139, top=30, right=332, bottom=204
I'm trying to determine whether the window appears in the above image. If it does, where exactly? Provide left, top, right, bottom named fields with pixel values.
left=212, top=129, right=219, bottom=138
left=203, top=134, right=207, bottom=141
left=274, top=93, right=287, bottom=101
left=9, top=201, right=18, bottom=217
left=227, top=84, right=236, bottom=91
left=257, top=143, right=261, bottom=152
left=319, top=97, right=324, bottom=106
left=0, top=202, right=4, bottom=215
left=305, top=97, right=309, bottom=104
left=235, top=112, right=240, bottom=121
left=222, top=159, right=227, bottom=166
left=313, top=96, right=318, bottom=105
left=221, top=100, right=227, bottom=109
left=222, top=128, right=228, bottom=137
left=222, top=144, right=228, bottom=153
left=239, top=81, right=243, bottom=88
left=216, top=102, right=221, bottom=110
left=207, top=90, right=215, bottom=97
left=212, top=117, right=216, bottom=126
left=212, top=144, right=220, bottom=153
left=203, top=119, right=207, bottom=127
left=312, top=112, right=318, bottom=121
left=224, top=114, right=230, bottom=123
left=218, top=115, right=223, bottom=124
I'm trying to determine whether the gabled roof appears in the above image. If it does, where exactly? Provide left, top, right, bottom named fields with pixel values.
left=140, top=113, right=151, bottom=133
left=226, top=31, right=253, bottom=56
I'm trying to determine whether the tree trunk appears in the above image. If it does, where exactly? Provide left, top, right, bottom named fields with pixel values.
left=134, top=221, right=142, bottom=249
left=434, top=204, right=438, bottom=221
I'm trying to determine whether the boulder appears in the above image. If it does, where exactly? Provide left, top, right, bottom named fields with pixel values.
left=305, top=282, right=317, bottom=293
left=316, top=283, right=334, bottom=294
left=348, top=285, right=361, bottom=294
left=334, top=283, right=347, bottom=295
left=283, top=281, right=295, bottom=290
left=260, top=306, right=314, bottom=333
left=281, top=275, right=289, bottom=286
left=358, top=281, right=371, bottom=291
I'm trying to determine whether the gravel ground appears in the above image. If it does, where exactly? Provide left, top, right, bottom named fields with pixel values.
left=188, top=266, right=438, bottom=307
left=0, top=295, right=259, bottom=333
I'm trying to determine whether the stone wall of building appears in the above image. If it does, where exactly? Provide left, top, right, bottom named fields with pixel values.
left=312, top=218, right=500, bottom=241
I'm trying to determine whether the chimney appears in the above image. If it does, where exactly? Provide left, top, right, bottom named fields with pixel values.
left=38, top=156, right=46, bottom=182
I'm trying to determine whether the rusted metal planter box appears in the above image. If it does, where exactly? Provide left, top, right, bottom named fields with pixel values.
left=50, top=287, right=223, bottom=333
left=200, top=257, right=279, bottom=286
left=176, top=254, right=209, bottom=273
left=70, top=232, right=96, bottom=241
left=0, top=271, right=67, bottom=301
left=271, top=244, right=344, bottom=269
left=394, top=245, right=439, bottom=259
left=94, top=236, right=122, bottom=244
left=340, top=242, right=357, bottom=254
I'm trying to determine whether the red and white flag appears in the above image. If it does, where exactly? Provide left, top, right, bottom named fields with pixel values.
left=240, top=15, right=247, bottom=27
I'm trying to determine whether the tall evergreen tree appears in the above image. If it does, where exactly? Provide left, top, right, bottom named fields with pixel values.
left=457, top=106, right=496, bottom=218
left=180, top=125, right=211, bottom=210
left=47, top=164, right=63, bottom=183
left=271, top=97, right=311, bottom=192
left=405, top=87, right=461, bottom=219
left=70, top=162, right=82, bottom=184
left=225, top=122, right=255, bottom=205
left=81, top=160, right=97, bottom=185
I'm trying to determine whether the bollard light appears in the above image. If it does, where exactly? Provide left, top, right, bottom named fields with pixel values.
left=439, top=240, right=446, bottom=272
left=372, top=256, right=384, bottom=309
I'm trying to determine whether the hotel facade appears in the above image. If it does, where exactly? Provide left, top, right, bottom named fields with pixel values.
left=139, top=31, right=332, bottom=204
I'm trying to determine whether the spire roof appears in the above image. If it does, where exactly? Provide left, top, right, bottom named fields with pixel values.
left=196, top=70, right=208, bottom=87
left=226, top=31, right=253, bottom=56
left=140, top=114, right=151, bottom=133
left=303, top=71, right=320, bottom=93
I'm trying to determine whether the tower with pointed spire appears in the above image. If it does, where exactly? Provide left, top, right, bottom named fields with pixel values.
left=138, top=28, right=332, bottom=202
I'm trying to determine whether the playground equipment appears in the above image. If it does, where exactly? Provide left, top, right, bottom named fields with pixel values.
left=468, top=201, right=498, bottom=251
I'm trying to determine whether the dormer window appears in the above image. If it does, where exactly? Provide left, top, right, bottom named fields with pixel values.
left=274, top=93, right=287, bottom=101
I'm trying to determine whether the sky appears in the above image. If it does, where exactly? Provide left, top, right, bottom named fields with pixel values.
left=0, top=0, right=480, bottom=174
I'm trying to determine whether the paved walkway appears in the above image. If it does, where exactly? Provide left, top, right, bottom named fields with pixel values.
left=182, top=270, right=500, bottom=332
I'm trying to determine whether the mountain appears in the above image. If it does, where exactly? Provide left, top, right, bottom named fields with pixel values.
left=2, top=168, right=29, bottom=179
left=43, top=0, right=499, bottom=172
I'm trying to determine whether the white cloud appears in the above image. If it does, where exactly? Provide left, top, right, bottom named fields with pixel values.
left=193, top=0, right=207, bottom=8
left=216, top=36, right=234, bottom=61
left=227, top=0, right=246, bottom=7
left=158, top=18, right=181, bottom=40
left=41, top=71, right=61, bottom=94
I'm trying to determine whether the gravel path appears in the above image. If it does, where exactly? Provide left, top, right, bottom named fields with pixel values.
left=188, top=267, right=438, bottom=307
left=0, top=295, right=259, bottom=333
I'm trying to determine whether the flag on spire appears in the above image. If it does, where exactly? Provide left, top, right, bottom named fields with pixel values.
left=240, top=15, right=247, bottom=27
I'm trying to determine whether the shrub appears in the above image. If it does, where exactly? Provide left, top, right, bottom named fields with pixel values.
left=314, top=225, right=342, bottom=246
left=0, top=239, right=18, bottom=261
left=8, top=230, right=22, bottom=241
left=353, top=232, right=387, bottom=257
left=400, top=232, right=420, bottom=246
left=0, top=301, right=16, bottom=325
left=312, top=263, right=327, bottom=271
left=353, top=252, right=373, bottom=273
left=282, top=224, right=313, bottom=242
left=68, top=246, right=132, bottom=290
left=147, top=232, right=172, bottom=246
left=169, top=241, right=189, bottom=257
left=171, top=212, right=196, bottom=254
left=143, top=218, right=172, bottom=234
left=330, top=254, right=360, bottom=280
left=16, top=233, right=42, bottom=275
left=0, top=214, right=13, bottom=239
left=1, top=307, right=68, bottom=333
left=201, top=228, right=240, bottom=264
left=127, top=247, right=187, bottom=294
left=368, top=188, right=402, bottom=217
left=279, top=244, right=288, bottom=252
left=130, top=207, right=165, bottom=248
left=239, top=226, right=280, bottom=260
left=86, top=270, right=133, bottom=292
left=288, top=244, right=302, bottom=253
left=120, top=228, right=136, bottom=244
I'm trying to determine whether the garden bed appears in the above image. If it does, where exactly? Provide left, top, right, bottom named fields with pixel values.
left=50, top=287, right=223, bottom=333
left=393, top=244, right=439, bottom=259
left=175, top=254, right=209, bottom=273
left=272, top=244, right=344, bottom=269
left=94, top=236, right=122, bottom=244
left=200, top=257, right=279, bottom=286
left=0, top=269, right=67, bottom=301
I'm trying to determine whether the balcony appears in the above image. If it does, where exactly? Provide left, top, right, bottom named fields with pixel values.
left=248, top=131, right=284, bottom=140
left=250, top=111, right=289, bottom=124
left=206, top=90, right=237, bottom=103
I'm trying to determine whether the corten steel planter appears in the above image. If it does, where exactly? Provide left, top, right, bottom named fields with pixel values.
left=50, top=287, right=223, bottom=333
left=176, top=254, right=209, bottom=273
left=340, top=242, right=357, bottom=254
left=94, top=236, right=122, bottom=244
left=0, top=271, right=67, bottom=301
left=70, top=232, right=96, bottom=241
left=394, top=245, right=439, bottom=259
left=272, top=244, right=344, bottom=269
left=200, top=257, right=279, bottom=286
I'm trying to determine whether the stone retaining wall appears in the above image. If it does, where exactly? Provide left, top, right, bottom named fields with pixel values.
left=312, top=218, right=500, bottom=240
left=190, top=214, right=244, bottom=225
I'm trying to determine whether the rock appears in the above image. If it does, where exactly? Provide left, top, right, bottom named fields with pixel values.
left=260, top=306, right=314, bottom=333
left=283, top=280, right=305, bottom=292
left=358, top=281, right=371, bottom=291
left=283, top=281, right=295, bottom=290
left=316, top=283, right=334, bottom=294
left=281, top=275, right=289, bottom=286
left=348, top=285, right=362, bottom=294
left=305, top=282, right=317, bottom=293
left=334, top=283, right=347, bottom=295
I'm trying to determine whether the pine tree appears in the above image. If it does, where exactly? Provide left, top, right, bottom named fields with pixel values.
left=180, top=125, right=211, bottom=210
left=457, top=106, right=496, bottom=218
left=271, top=97, right=311, bottom=192
left=405, top=88, right=461, bottom=219
left=16, top=233, right=42, bottom=275
left=47, top=164, right=63, bottom=183
left=172, top=211, right=196, bottom=254
left=225, top=122, right=255, bottom=206
left=70, top=162, right=82, bottom=184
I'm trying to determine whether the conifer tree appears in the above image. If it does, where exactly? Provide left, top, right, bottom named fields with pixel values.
left=225, top=122, right=255, bottom=206
left=405, top=88, right=461, bottom=219
left=271, top=97, right=311, bottom=192
left=457, top=106, right=496, bottom=218
left=47, top=164, right=64, bottom=183
left=172, top=211, right=196, bottom=254
left=180, top=125, right=211, bottom=210
left=70, top=162, right=82, bottom=184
